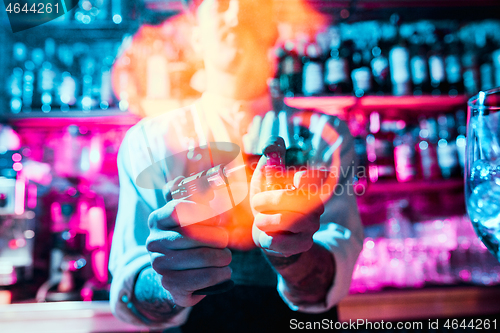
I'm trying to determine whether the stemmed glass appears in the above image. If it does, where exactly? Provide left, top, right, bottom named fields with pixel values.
left=465, top=87, right=500, bottom=262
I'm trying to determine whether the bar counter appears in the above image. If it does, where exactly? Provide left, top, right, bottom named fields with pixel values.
left=338, top=285, right=500, bottom=322
left=2, top=286, right=500, bottom=332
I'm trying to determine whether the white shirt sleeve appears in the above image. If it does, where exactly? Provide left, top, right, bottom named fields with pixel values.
left=109, top=128, right=191, bottom=329
left=276, top=116, right=364, bottom=313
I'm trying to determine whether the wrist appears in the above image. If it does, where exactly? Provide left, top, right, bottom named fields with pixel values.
left=273, top=243, right=336, bottom=304
left=132, top=266, right=185, bottom=324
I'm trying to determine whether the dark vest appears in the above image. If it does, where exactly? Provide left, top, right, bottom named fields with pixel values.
left=179, top=249, right=338, bottom=333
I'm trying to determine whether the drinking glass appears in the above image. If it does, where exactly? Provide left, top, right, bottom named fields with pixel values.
left=465, top=87, right=500, bottom=262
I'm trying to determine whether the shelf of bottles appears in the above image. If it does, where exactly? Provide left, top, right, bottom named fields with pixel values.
left=358, top=109, right=467, bottom=188
left=1, top=0, right=140, bottom=119
left=5, top=36, right=132, bottom=116
left=272, top=18, right=500, bottom=103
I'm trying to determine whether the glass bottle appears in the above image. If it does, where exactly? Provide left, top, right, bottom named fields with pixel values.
left=444, top=34, right=464, bottom=97
left=478, top=37, right=495, bottom=92
left=366, top=112, right=396, bottom=182
left=394, top=124, right=417, bottom=182
left=409, top=35, right=430, bottom=96
left=428, top=39, right=448, bottom=96
left=351, top=45, right=372, bottom=98
left=493, top=48, right=500, bottom=88
left=462, top=42, right=480, bottom=96
left=39, top=39, right=58, bottom=113
left=22, top=58, right=35, bottom=113
left=99, top=55, right=115, bottom=110
left=302, top=43, right=325, bottom=96
left=270, top=44, right=287, bottom=97
left=79, top=54, right=96, bottom=111
left=8, top=43, right=26, bottom=114
left=436, top=114, right=460, bottom=179
left=415, top=118, right=441, bottom=180
left=32, top=48, right=45, bottom=110
left=371, top=40, right=391, bottom=95
left=281, top=41, right=303, bottom=97
left=57, top=45, right=78, bottom=111
left=389, top=34, right=411, bottom=96
left=455, top=109, right=467, bottom=175
left=324, top=36, right=352, bottom=95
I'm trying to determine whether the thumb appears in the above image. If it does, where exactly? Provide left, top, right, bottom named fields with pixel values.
left=249, top=154, right=268, bottom=198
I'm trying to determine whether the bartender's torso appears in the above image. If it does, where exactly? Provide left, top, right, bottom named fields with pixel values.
left=131, top=95, right=343, bottom=332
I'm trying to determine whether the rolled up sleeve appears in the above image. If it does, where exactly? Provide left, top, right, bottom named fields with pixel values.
left=109, top=129, right=190, bottom=329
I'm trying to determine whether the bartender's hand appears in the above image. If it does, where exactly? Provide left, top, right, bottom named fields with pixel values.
left=250, top=156, right=325, bottom=257
left=146, top=177, right=232, bottom=308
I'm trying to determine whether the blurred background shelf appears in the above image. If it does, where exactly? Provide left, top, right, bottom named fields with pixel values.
left=5, top=110, right=140, bottom=128
left=365, top=179, right=464, bottom=195
left=285, top=96, right=357, bottom=115
left=285, top=95, right=469, bottom=116
left=357, top=95, right=469, bottom=112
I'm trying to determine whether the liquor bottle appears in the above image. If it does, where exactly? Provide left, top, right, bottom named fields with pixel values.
left=79, top=56, right=96, bottom=111
left=462, top=42, right=480, bottom=96
left=280, top=41, right=303, bottom=97
left=351, top=45, right=372, bottom=98
left=455, top=109, right=467, bottom=175
left=493, top=48, right=500, bottom=88
left=8, top=43, right=26, bottom=113
left=31, top=48, right=45, bottom=110
left=409, top=36, right=430, bottom=96
left=415, top=118, right=441, bottom=180
left=444, top=34, right=464, bottom=97
left=366, top=112, right=396, bottom=182
left=348, top=110, right=369, bottom=189
left=478, top=37, right=495, bottom=92
left=302, top=43, right=324, bottom=96
left=436, top=114, right=460, bottom=179
left=389, top=36, right=411, bottom=96
left=370, top=41, right=391, bottom=95
left=38, top=39, right=58, bottom=113
left=324, top=34, right=352, bottom=95
left=99, top=56, right=115, bottom=110
left=270, top=45, right=287, bottom=97
left=394, top=125, right=417, bottom=182
left=388, top=15, right=411, bottom=96
left=22, top=51, right=40, bottom=113
left=57, top=45, right=78, bottom=111
left=428, top=38, right=448, bottom=96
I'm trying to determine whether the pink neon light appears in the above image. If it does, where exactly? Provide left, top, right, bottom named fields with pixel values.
left=14, top=178, right=25, bottom=215
left=13, top=163, right=23, bottom=172
left=8, top=239, right=18, bottom=249
left=27, top=184, right=37, bottom=209
left=12, top=153, right=22, bottom=162
left=88, top=207, right=108, bottom=283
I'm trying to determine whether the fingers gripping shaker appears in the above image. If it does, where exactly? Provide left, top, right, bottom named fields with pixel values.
left=262, top=136, right=287, bottom=191
left=171, top=165, right=245, bottom=295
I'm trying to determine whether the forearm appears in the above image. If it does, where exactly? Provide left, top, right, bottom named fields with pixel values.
left=265, top=242, right=335, bottom=305
left=132, top=266, right=185, bottom=323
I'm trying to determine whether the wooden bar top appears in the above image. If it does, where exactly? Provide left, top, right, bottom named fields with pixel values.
left=338, top=286, right=500, bottom=322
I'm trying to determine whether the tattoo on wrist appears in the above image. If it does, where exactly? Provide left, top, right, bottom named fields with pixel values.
left=265, top=252, right=303, bottom=268
left=133, top=266, right=184, bottom=323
